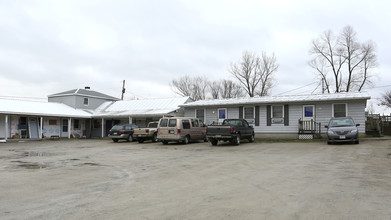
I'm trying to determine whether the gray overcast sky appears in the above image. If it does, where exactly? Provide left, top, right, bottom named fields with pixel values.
left=0, top=0, right=390, bottom=113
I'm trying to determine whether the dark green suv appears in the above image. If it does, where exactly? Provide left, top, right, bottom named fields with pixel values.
left=108, top=124, right=138, bottom=142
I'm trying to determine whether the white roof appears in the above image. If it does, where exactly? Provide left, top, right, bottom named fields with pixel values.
left=93, top=97, right=191, bottom=118
left=181, top=92, right=371, bottom=107
left=0, top=99, right=91, bottom=118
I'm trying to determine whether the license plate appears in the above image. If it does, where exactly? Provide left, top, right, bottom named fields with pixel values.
left=113, top=132, right=118, bottom=135
left=169, top=130, right=174, bottom=134
left=339, top=135, right=346, bottom=139
left=215, top=135, right=221, bottom=138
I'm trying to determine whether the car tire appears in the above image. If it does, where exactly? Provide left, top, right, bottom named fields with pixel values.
left=248, top=133, right=255, bottom=142
left=355, top=140, right=359, bottom=144
left=138, top=139, right=144, bottom=143
left=232, top=134, right=240, bottom=145
left=327, top=140, right=332, bottom=145
left=127, top=135, right=133, bottom=142
left=112, top=138, right=119, bottom=142
left=152, top=133, right=158, bottom=142
left=183, top=135, right=190, bottom=145
left=210, top=139, right=218, bottom=146
left=162, top=141, right=168, bottom=145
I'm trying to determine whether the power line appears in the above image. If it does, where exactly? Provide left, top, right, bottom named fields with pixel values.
left=276, top=82, right=317, bottom=95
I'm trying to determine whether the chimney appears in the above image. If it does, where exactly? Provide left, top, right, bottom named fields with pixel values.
left=85, top=86, right=90, bottom=90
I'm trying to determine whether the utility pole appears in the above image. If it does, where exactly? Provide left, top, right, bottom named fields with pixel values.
left=121, top=80, right=126, bottom=100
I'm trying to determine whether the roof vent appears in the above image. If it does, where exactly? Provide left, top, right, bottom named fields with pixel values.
left=85, top=86, right=90, bottom=90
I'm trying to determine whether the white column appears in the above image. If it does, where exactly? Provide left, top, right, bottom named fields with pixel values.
left=39, top=117, right=43, bottom=139
left=129, top=116, right=132, bottom=124
left=101, top=118, right=105, bottom=138
left=5, top=115, right=8, bottom=141
left=68, top=118, right=71, bottom=139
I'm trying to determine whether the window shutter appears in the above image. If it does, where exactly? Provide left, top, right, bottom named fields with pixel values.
left=255, top=106, right=260, bottom=126
left=266, top=105, right=271, bottom=126
left=284, top=105, right=289, bottom=126
left=239, top=106, right=243, bottom=119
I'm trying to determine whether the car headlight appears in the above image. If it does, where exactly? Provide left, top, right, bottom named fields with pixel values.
left=327, top=130, right=335, bottom=135
left=350, top=129, right=358, bottom=134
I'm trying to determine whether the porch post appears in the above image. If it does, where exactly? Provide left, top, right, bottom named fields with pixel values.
left=129, top=116, right=132, bottom=124
left=5, top=115, right=8, bottom=141
left=101, top=118, right=105, bottom=138
left=39, top=117, right=43, bottom=139
left=68, top=118, right=71, bottom=139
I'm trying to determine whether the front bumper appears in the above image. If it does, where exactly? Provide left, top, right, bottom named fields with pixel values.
left=108, top=134, right=128, bottom=139
left=327, top=133, right=358, bottom=143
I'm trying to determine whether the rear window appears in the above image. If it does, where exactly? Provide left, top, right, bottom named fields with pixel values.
left=160, top=119, right=168, bottom=127
left=183, top=120, right=191, bottom=129
left=148, top=123, right=158, bottom=128
left=111, top=125, right=124, bottom=130
left=168, top=119, right=177, bottom=127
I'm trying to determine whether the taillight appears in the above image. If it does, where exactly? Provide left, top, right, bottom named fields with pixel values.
left=177, top=129, right=181, bottom=134
left=206, top=127, right=208, bottom=132
left=145, top=129, right=149, bottom=133
left=230, top=126, right=233, bottom=133
left=157, top=129, right=159, bottom=134
left=120, top=130, right=125, bottom=134
left=109, top=130, right=112, bottom=134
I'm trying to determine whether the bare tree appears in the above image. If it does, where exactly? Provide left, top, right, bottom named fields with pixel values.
left=220, top=79, right=245, bottom=99
left=229, top=51, right=278, bottom=97
left=170, top=75, right=209, bottom=101
left=209, top=80, right=221, bottom=99
left=310, top=26, right=377, bottom=93
left=379, top=91, right=391, bottom=108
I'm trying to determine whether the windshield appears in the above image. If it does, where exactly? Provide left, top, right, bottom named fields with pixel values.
left=111, top=125, right=124, bottom=130
left=329, top=118, right=355, bottom=127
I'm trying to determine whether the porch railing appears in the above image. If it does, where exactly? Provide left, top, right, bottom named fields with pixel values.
left=298, top=119, right=322, bottom=138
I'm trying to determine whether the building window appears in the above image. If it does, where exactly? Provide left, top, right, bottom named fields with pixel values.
left=244, top=107, right=254, bottom=119
left=74, top=119, right=80, bottom=130
left=272, top=105, right=284, bottom=124
left=93, top=120, right=101, bottom=129
left=84, top=98, right=89, bottom=106
left=196, top=109, right=205, bottom=121
left=333, top=103, right=347, bottom=117
left=49, top=119, right=57, bottom=125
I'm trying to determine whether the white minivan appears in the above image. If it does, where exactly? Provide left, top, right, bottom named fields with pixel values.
left=157, top=117, right=207, bottom=144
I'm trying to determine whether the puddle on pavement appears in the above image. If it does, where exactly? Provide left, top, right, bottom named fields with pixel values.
left=22, top=151, right=60, bottom=157
left=83, top=162, right=100, bottom=166
left=12, top=161, right=48, bottom=169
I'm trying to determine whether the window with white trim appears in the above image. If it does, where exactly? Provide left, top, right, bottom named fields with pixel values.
left=196, top=109, right=205, bottom=121
left=333, top=103, right=347, bottom=117
left=83, top=98, right=89, bottom=106
left=244, top=107, right=254, bottom=119
left=272, top=105, right=284, bottom=124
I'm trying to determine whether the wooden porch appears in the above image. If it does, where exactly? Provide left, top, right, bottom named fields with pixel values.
left=298, top=119, right=322, bottom=139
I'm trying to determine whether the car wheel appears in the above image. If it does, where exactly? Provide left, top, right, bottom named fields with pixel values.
left=210, top=138, right=218, bottom=146
left=152, top=133, right=158, bottom=142
left=355, top=140, right=359, bottom=144
left=127, top=135, right=133, bottom=142
left=138, top=139, right=144, bottom=143
left=248, top=133, right=255, bottom=142
left=183, top=135, right=190, bottom=145
left=327, top=140, right=332, bottom=145
left=112, top=138, right=119, bottom=142
left=162, top=141, right=168, bottom=145
left=232, top=134, right=240, bottom=145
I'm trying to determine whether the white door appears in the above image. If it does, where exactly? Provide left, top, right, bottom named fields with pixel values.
left=29, top=118, right=39, bottom=139
left=218, top=108, right=227, bottom=124
left=303, top=105, right=315, bottom=130
left=61, top=119, right=69, bottom=138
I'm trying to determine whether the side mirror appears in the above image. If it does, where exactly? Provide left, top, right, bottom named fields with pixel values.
left=356, top=124, right=360, bottom=126
left=324, top=125, right=329, bottom=128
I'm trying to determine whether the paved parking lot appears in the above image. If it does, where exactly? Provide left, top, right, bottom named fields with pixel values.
left=0, top=139, right=391, bottom=219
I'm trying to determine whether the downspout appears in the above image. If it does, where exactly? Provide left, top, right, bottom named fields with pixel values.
left=5, top=115, right=8, bottom=141
left=68, top=118, right=71, bottom=139
left=39, top=117, right=43, bottom=139
left=101, top=118, right=104, bottom=138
